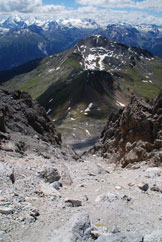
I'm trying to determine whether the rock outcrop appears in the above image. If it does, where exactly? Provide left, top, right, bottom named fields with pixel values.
left=90, top=91, right=162, bottom=167
left=0, top=86, right=61, bottom=147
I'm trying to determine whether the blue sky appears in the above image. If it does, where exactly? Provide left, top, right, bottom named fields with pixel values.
left=43, top=0, right=80, bottom=8
left=0, top=0, right=162, bottom=26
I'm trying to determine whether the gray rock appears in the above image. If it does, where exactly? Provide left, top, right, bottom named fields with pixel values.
left=144, top=230, right=162, bottom=242
left=150, top=184, right=162, bottom=193
left=52, top=181, right=62, bottom=190
left=50, top=212, right=92, bottom=242
left=39, top=167, right=60, bottom=183
left=60, top=165, right=73, bottom=185
left=0, top=162, right=14, bottom=183
left=138, top=183, right=149, bottom=192
left=40, top=183, right=61, bottom=197
left=0, top=206, right=14, bottom=214
left=95, top=192, right=124, bottom=202
left=64, top=198, right=82, bottom=207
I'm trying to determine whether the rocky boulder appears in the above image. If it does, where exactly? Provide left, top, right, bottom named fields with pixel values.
left=90, top=91, right=162, bottom=167
left=50, top=212, right=93, bottom=242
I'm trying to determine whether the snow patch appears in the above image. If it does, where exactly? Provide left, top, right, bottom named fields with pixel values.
left=116, top=101, right=125, bottom=107
left=38, top=42, right=48, bottom=56
left=85, top=103, right=93, bottom=112
left=46, top=109, right=51, bottom=114
left=48, top=69, right=55, bottom=73
left=86, top=129, right=91, bottom=136
left=142, top=80, right=152, bottom=83
left=49, top=99, right=53, bottom=103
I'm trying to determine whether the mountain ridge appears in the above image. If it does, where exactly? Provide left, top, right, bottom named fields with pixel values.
left=0, top=15, right=162, bottom=71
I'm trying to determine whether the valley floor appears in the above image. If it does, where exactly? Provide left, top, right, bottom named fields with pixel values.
left=0, top=150, right=162, bottom=242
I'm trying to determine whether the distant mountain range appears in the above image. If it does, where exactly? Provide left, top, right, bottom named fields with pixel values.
left=3, top=35, right=162, bottom=141
left=0, top=15, right=162, bottom=71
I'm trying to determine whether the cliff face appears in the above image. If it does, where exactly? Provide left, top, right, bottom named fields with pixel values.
left=91, top=91, right=162, bottom=167
left=0, top=87, right=61, bottom=146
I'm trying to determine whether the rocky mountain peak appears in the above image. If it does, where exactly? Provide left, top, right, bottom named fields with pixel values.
left=90, top=91, right=162, bottom=167
left=74, top=35, right=153, bottom=71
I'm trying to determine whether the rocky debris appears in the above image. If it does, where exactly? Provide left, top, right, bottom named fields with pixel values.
left=95, top=192, right=131, bottom=203
left=96, top=233, right=144, bottom=242
left=95, top=192, right=119, bottom=203
left=49, top=212, right=147, bottom=242
left=0, top=86, right=82, bottom=164
left=50, top=212, right=93, bottom=242
left=0, top=152, right=162, bottom=242
left=0, top=86, right=61, bottom=148
left=90, top=91, right=162, bottom=167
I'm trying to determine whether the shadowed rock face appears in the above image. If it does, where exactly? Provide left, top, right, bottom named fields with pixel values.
left=0, top=87, right=61, bottom=146
left=0, top=111, right=6, bottom=133
left=91, top=91, right=162, bottom=167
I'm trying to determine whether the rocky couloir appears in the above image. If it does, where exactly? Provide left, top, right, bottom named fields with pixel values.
left=89, top=91, right=162, bottom=167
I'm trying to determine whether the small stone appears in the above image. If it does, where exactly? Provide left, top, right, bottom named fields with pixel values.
left=0, top=206, right=14, bottom=214
left=111, top=226, right=120, bottom=234
left=52, top=181, right=62, bottom=190
left=84, top=195, right=88, bottom=201
left=60, top=166, right=73, bottom=185
left=115, top=186, right=122, bottom=190
left=39, top=167, right=60, bottom=183
left=150, top=184, right=162, bottom=193
left=95, top=192, right=118, bottom=202
left=122, top=195, right=132, bottom=202
left=30, top=207, right=40, bottom=218
left=0, top=197, right=6, bottom=201
left=138, top=183, right=149, bottom=192
left=78, top=183, right=86, bottom=187
left=64, top=198, right=82, bottom=207
left=40, top=183, right=61, bottom=197
left=128, top=183, right=134, bottom=187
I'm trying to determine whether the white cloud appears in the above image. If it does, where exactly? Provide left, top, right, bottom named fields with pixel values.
left=75, top=6, right=162, bottom=26
left=76, top=0, right=133, bottom=7
left=0, top=0, right=42, bottom=13
left=135, top=0, right=162, bottom=12
left=34, top=5, right=65, bottom=13
left=76, top=0, right=162, bottom=11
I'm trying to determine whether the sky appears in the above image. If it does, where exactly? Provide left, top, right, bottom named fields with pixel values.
left=0, top=0, right=162, bottom=26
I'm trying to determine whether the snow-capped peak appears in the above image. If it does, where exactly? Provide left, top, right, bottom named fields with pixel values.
left=1, top=15, right=26, bottom=29
left=57, top=18, right=99, bottom=29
